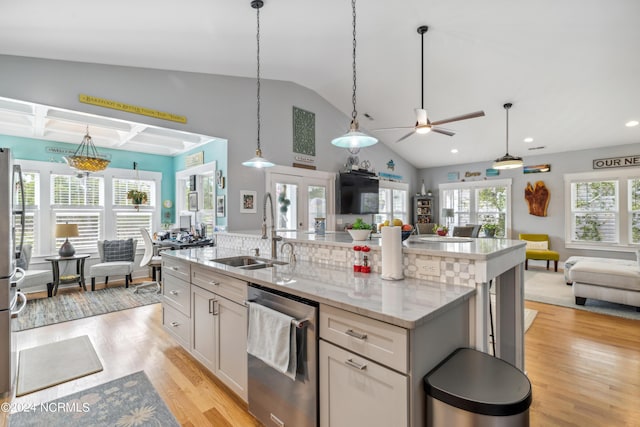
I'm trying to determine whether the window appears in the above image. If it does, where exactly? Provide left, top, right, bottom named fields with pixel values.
left=375, top=181, right=408, bottom=226
left=113, top=178, right=154, bottom=208
left=175, top=162, right=217, bottom=235
left=564, top=170, right=640, bottom=249
left=440, top=179, right=512, bottom=238
left=113, top=177, right=155, bottom=244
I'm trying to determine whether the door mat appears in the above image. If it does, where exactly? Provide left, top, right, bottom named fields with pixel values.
left=10, top=371, right=180, bottom=427
left=17, top=335, right=103, bottom=396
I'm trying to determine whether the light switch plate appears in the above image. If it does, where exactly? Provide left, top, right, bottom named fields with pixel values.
left=416, top=259, right=440, bottom=276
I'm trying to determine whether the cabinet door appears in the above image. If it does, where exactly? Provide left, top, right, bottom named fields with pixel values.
left=215, top=296, right=248, bottom=401
left=320, top=340, right=408, bottom=427
left=191, top=284, right=217, bottom=371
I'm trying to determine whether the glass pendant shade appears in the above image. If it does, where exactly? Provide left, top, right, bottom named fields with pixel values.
left=242, top=148, right=275, bottom=168
left=64, top=128, right=110, bottom=173
left=331, top=121, right=378, bottom=149
left=493, top=103, right=522, bottom=170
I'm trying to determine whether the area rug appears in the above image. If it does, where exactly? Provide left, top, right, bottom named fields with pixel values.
left=9, top=371, right=180, bottom=427
left=17, top=335, right=103, bottom=396
left=16, top=286, right=162, bottom=331
left=525, top=269, right=640, bottom=320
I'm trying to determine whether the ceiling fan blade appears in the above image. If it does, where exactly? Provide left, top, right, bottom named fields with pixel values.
left=430, top=110, right=485, bottom=126
left=432, top=127, right=456, bottom=137
left=372, top=126, right=414, bottom=131
left=395, top=131, right=416, bottom=143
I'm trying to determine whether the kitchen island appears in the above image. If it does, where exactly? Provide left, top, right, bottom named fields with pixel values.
left=160, top=231, right=526, bottom=427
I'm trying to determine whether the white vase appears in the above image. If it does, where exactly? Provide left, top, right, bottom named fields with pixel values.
left=420, top=180, right=426, bottom=196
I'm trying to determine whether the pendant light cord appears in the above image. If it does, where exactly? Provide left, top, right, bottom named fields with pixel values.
left=256, top=3, right=262, bottom=152
left=504, top=103, right=512, bottom=154
left=420, top=29, right=424, bottom=109
left=351, top=0, right=357, bottom=122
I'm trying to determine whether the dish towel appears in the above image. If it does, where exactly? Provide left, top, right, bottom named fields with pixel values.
left=247, top=302, right=297, bottom=381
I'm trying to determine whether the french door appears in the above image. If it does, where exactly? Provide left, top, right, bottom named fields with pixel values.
left=266, top=166, right=335, bottom=232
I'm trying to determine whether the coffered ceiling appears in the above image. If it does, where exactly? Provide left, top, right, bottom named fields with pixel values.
left=0, top=0, right=639, bottom=167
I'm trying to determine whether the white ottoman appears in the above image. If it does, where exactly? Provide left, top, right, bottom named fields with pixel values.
left=564, top=256, right=636, bottom=284
left=569, top=261, right=640, bottom=309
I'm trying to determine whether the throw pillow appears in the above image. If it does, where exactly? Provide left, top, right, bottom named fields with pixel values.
left=103, top=239, right=135, bottom=262
left=526, top=241, right=548, bottom=251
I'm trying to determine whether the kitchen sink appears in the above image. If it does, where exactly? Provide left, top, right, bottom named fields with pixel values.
left=211, top=256, right=287, bottom=269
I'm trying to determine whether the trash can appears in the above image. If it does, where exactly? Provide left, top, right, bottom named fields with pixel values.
left=424, top=348, right=532, bottom=427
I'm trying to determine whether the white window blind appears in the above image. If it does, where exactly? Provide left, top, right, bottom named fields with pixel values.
left=17, top=172, right=39, bottom=252
left=51, top=174, right=102, bottom=206
left=54, top=211, right=101, bottom=252
left=115, top=212, right=153, bottom=242
left=570, top=180, right=618, bottom=243
left=113, top=178, right=155, bottom=207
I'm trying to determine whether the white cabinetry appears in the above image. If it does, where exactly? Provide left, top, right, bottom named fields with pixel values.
left=320, top=304, right=409, bottom=427
left=162, top=257, right=191, bottom=348
left=190, top=266, right=248, bottom=401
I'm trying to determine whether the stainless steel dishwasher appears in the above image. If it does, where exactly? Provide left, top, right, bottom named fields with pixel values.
left=248, top=283, right=318, bottom=427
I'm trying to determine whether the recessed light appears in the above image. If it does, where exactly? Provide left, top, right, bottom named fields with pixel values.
left=626, top=120, right=639, bottom=127
left=451, top=148, right=458, bottom=154
left=524, top=137, right=534, bottom=143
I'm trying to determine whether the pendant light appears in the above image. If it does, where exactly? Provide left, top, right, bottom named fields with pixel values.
left=331, top=0, right=378, bottom=150
left=64, top=126, right=110, bottom=173
left=493, top=103, right=523, bottom=170
left=242, top=0, right=275, bottom=168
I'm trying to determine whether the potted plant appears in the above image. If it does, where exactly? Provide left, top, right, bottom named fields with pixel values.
left=347, top=218, right=373, bottom=241
left=127, top=189, right=148, bottom=210
left=432, top=224, right=449, bottom=236
left=482, top=223, right=499, bottom=238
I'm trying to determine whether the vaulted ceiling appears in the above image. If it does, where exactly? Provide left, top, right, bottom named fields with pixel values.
left=1, top=0, right=639, bottom=167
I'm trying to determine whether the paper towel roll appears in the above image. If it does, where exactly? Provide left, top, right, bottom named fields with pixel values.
left=381, top=226, right=403, bottom=280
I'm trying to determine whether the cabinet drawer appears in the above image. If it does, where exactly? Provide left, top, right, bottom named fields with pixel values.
left=320, top=304, right=408, bottom=373
left=191, top=264, right=247, bottom=304
left=163, top=304, right=190, bottom=348
left=163, top=274, right=190, bottom=316
left=162, top=257, right=190, bottom=282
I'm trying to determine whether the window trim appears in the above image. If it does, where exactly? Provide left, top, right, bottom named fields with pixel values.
left=564, top=169, right=639, bottom=251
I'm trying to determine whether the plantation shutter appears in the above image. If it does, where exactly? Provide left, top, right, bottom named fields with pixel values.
left=571, top=180, right=617, bottom=243
left=113, top=178, right=154, bottom=207
left=115, top=212, right=153, bottom=242
left=54, top=211, right=101, bottom=251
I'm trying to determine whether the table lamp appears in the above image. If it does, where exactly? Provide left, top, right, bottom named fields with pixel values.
left=442, top=208, right=454, bottom=229
left=55, top=223, right=79, bottom=257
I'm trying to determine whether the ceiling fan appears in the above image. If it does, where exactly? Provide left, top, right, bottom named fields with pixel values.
left=375, top=25, right=485, bottom=143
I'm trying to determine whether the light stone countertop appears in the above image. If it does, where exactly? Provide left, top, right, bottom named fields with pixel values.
left=162, top=246, right=476, bottom=329
left=216, top=229, right=526, bottom=260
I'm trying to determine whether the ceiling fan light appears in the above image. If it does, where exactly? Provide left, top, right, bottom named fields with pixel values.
left=493, top=154, right=524, bottom=170
left=415, top=126, right=431, bottom=135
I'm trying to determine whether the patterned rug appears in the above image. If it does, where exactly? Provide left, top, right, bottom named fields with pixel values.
left=16, top=286, right=162, bottom=331
left=9, top=371, right=179, bottom=427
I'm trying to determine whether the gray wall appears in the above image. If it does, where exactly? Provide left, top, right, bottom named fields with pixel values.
left=420, top=142, right=640, bottom=262
left=0, top=54, right=418, bottom=231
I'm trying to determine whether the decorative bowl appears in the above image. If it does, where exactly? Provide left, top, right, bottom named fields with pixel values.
left=401, top=226, right=414, bottom=241
left=347, top=229, right=372, bottom=241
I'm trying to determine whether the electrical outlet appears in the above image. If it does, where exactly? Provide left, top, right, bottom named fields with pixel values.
left=331, top=250, right=347, bottom=263
left=317, top=248, right=331, bottom=260
left=416, top=259, right=440, bottom=276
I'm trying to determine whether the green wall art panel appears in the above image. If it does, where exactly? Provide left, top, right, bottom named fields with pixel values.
left=292, top=106, right=315, bottom=156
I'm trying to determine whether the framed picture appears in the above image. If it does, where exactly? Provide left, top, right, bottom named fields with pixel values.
left=188, top=191, right=198, bottom=211
left=216, top=195, right=225, bottom=217
left=240, top=190, right=257, bottom=213
left=523, top=164, right=551, bottom=174
left=189, top=175, right=197, bottom=191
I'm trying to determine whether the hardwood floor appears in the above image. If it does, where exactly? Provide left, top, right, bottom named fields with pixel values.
left=2, top=288, right=639, bottom=427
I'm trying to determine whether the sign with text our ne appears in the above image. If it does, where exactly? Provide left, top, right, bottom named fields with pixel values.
left=593, top=155, right=640, bottom=169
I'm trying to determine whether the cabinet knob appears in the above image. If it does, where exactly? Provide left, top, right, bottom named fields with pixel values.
left=170, top=321, right=179, bottom=327
left=209, top=281, right=220, bottom=286
left=169, top=290, right=178, bottom=296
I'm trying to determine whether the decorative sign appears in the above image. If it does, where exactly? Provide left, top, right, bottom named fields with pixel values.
left=46, top=146, right=110, bottom=160
left=79, top=94, right=187, bottom=124
left=447, top=172, right=459, bottom=181
left=593, top=155, right=640, bottom=169
left=486, top=168, right=500, bottom=177
left=294, top=155, right=315, bottom=163
left=292, top=106, right=316, bottom=156
left=378, top=172, right=403, bottom=181
left=524, top=164, right=551, bottom=174
left=293, top=162, right=316, bottom=170
left=464, top=171, right=481, bottom=178
left=185, top=151, right=204, bottom=168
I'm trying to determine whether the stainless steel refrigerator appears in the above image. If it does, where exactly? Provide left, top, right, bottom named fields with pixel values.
left=0, top=148, right=27, bottom=397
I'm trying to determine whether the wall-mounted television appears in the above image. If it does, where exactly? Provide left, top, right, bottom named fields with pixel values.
left=337, top=172, right=379, bottom=214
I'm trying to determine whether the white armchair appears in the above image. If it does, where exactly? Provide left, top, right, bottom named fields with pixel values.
left=89, top=239, right=137, bottom=291
left=16, top=244, right=54, bottom=297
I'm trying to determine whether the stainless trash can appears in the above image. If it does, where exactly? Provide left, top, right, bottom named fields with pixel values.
left=424, top=348, right=532, bottom=427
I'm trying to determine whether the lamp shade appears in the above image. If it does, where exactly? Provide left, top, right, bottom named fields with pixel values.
left=441, top=208, right=454, bottom=218
left=493, top=154, right=524, bottom=170
left=55, top=223, right=79, bottom=238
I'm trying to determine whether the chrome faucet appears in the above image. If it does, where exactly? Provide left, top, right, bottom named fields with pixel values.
left=262, top=192, right=282, bottom=259
left=280, top=241, right=296, bottom=264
